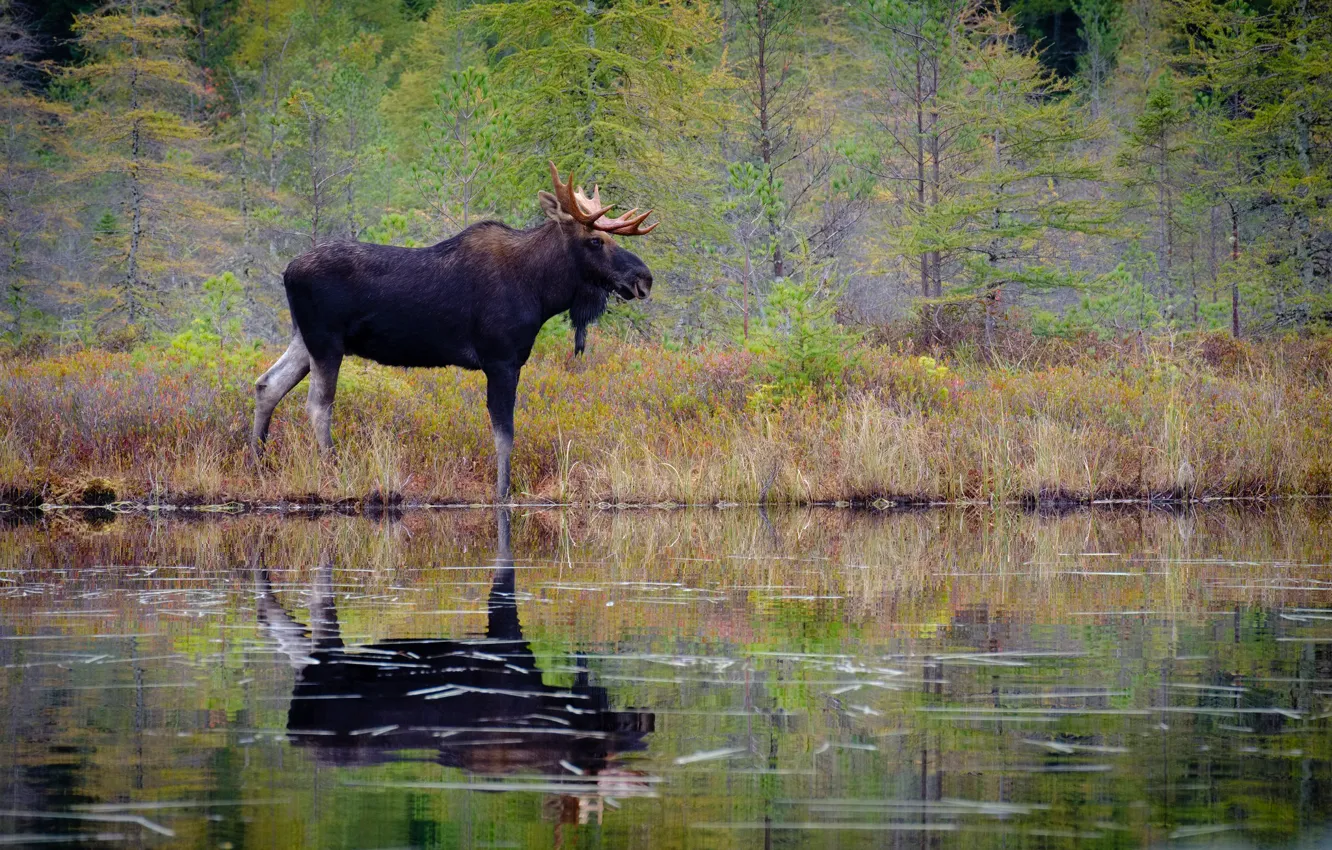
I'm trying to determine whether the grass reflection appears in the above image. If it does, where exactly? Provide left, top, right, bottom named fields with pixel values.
left=0, top=504, right=1329, bottom=848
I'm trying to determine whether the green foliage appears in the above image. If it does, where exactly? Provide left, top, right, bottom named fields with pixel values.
left=167, top=272, right=259, bottom=380
left=898, top=354, right=956, bottom=406
left=408, top=66, right=516, bottom=229
left=531, top=313, right=572, bottom=357
left=726, top=161, right=783, bottom=251
left=65, top=0, right=223, bottom=329
left=278, top=29, right=388, bottom=246
left=1056, top=281, right=1165, bottom=340
left=451, top=0, right=725, bottom=239
left=2, top=0, right=1331, bottom=351
left=747, top=249, right=859, bottom=407
left=1071, top=0, right=1121, bottom=111
left=723, top=160, right=784, bottom=337
left=364, top=213, right=423, bottom=247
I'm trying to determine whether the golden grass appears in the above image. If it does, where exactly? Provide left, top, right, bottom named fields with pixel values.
left=1, top=332, right=1330, bottom=505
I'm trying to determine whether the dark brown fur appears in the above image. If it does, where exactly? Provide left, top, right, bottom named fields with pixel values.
left=251, top=197, right=655, bottom=502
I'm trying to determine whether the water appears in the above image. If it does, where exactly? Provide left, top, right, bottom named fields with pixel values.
left=1, top=505, right=1331, bottom=848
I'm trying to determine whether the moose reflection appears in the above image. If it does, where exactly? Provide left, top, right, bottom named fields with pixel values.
left=250, top=510, right=654, bottom=821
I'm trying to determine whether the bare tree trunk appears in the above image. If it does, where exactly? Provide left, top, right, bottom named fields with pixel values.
left=915, top=52, right=928, bottom=299
left=1230, top=201, right=1241, bottom=338
left=125, top=0, right=145, bottom=326
left=754, top=0, right=784, bottom=278
left=585, top=0, right=598, bottom=162
left=344, top=115, right=358, bottom=239
left=986, top=129, right=1002, bottom=359
left=1188, top=239, right=1198, bottom=327
left=742, top=241, right=752, bottom=342
left=1208, top=203, right=1218, bottom=304
left=928, top=54, right=941, bottom=298
left=1158, top=130, right=1172, bottom=294
left=6, top=232, right=22, bottom=341
left=1294, top=0, right=1315, bottom=294
left=306, top=108, right=323, bottom=249
left=262, top=0, right=281, bottom=197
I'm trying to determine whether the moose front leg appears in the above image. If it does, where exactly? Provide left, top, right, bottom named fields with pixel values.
left=484, top=364, right=520, bottom=503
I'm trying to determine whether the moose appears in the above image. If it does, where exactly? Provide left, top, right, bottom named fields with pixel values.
left=250, top=163, right=658, bottom=501
left=249, top=510, right=656, bottom=820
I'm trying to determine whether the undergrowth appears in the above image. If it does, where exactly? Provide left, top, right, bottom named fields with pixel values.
left=1, top=332, right=1330, bottom=505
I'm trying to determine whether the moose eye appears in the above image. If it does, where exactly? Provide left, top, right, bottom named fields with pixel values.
left=585, top=237, right=603, bottom=250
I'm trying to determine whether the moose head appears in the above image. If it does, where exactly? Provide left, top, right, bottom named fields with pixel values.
left=540, top=162, right=656, bottom=302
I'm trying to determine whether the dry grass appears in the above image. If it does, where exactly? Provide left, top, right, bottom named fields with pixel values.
left=1, top=332, right=1331, bottom=505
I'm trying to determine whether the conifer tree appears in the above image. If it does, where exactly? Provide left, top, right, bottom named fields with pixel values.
left=1116, top=73, right=1189, bottom=298
left=66, top=0, right=220, bottom=329
left=0, top=1, right=66, bottom=343
left=452, top=0, right=723, bottom=222
left=1228, top=0, right=1332, bottom=323
left=408, top=66, right=515, bottom=231
left=1071, top=0, right=1120, bottom=118
left=857, top=0, right=975, bottom=300
left=730, top=0, right=807, bottom=278
left=1149, top=0, right=1332, bottom=331
left=921, top=11, right=1114, bottom=349
left=277, top=31, right=386, bottom=247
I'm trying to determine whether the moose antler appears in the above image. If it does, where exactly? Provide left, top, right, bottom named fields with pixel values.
left=575, top=185, right=659, bottom=236
left=549, top=161, right=659, bottom=236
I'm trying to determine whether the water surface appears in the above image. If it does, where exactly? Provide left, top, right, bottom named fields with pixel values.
left=2, top=505, right=1331, bottom=848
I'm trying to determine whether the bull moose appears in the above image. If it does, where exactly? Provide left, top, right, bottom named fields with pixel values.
left=251, top=163, right=658, bottom=501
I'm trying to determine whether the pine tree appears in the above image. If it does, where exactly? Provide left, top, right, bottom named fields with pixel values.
left=402, top=0, right=728, bottom=337
left=1116, top=73, right=1190, bottom=302
left=1227, top=0, right=1332, bottom=325
left=447, top=0, right=724, bottom=223
left=730, top=0, right=807, bottom=278
left=1154, top=0, right=1332, bottom=332
left=1071, top=0, right=1121, bottom=118
left=407, top=66, right=516, bottom=231
left=723, top=159, right=783, bottom=341
left=277, top=31, right=386, bottom=247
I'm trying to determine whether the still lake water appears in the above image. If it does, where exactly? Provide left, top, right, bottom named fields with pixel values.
left=1, top=505, right=1331, bottom=849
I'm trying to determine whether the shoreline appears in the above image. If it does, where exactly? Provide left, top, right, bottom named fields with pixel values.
left=5, top=492, right=1329, bottom=519
left=4, top=334, right=1331, bottom=508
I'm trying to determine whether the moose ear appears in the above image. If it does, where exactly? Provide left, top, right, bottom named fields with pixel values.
left=538, top=191, right=573, bottom=223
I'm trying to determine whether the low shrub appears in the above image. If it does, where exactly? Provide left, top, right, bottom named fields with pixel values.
left=1, top=333, right=1329, bottom=504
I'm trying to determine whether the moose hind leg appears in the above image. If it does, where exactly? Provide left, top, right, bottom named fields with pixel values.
left=306, top=353, right=343, bottom=453
left=484, top=365, right=519, bottom=503
left=252, top=335, right=311, bottom=460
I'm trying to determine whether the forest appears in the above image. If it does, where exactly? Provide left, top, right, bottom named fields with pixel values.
left=1, top=0, right=1331, bottom=506
left=1, top=0, right=1329, bottom=349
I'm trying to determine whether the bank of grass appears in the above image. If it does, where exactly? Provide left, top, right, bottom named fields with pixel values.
left=1, top=330, right=1330, bottom=506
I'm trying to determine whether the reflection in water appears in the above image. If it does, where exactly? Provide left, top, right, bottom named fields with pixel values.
left=1, top=505, right=1332, bottom=848
left=252, top=509, right=655, bottom=825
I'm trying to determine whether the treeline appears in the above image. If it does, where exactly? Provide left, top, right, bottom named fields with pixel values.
left=0, top=0, right=1329, bottom=352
